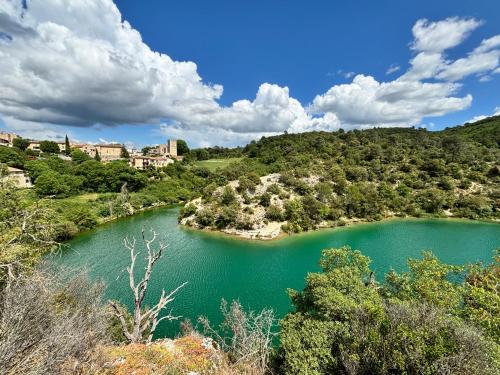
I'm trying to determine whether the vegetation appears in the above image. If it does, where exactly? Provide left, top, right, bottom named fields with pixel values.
left=181, top=118, right=499, bottom=236
left=39, top=140, right=60, bottom=154
left=0, top=118, right=498, bottom=373
left=0, top=270, right=107, bottom=374
left=194, top=157, right=244, bottom=172
left=278, top=247, right=500, bottom=374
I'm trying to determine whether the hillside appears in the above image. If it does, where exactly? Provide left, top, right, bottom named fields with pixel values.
left=181, top=119, right=500, bottom=238
left=442, top=115, right=500, bottom=147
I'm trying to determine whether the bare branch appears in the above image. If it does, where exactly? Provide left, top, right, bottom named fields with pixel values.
left=110, top=227, right=187, bottom=344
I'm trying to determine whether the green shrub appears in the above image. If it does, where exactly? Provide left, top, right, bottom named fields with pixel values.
left=265, top=205, right=284, bottom=221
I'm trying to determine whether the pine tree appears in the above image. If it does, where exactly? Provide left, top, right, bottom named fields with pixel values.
left=64, top=135, right=71, bottom=155
left=120, top=146, right=130, bottom=159
left=94, top=149, right=101, bottom=162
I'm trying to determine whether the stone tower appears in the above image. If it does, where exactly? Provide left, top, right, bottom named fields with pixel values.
left=167, top=139, right=177, bottom=157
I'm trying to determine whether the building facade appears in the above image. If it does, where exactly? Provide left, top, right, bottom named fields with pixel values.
left=156, top=139, right=177, bottom=157
left=73, top=143, right=123, bottom=161
left=0, top=132, right=17, bottom=146
left=2, top=167, right=32, bottom=188
left=130, top=156, right=174, bottom=170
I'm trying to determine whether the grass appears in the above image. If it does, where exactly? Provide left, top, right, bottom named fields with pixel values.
left=193, top=157, right=243, bottom=171
left=58, top=193, right=101, bottom=203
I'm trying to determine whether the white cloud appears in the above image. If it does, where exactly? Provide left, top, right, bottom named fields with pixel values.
left=0, top=0, right=223, bottom=127
left=157, top=123, right=280, bottom=148
left=473, top=35, right=500, bottom=54
left=465, top=106, right=500, bottom=123
left=0, top=3, right=498, bottom=146
left=1, top=116, right=68, bottom=141
left=386, top=64, right=401, bottom=75
left=402, top=52, right=445, bottom=81
left=404, top=20, right=500, bottom=82
left=436, top=49, right=499, bottom=81
left=411, top=17, right=482, bottom=53
left=311, top=75, right=471, bottom=127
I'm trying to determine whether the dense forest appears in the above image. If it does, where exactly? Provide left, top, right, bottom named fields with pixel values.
left=0, top=117, right=499, bottom=374
left=180, top=117, right=500, bottom=237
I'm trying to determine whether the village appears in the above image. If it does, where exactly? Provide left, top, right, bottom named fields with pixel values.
left=0, top=130, right=182, bottom=188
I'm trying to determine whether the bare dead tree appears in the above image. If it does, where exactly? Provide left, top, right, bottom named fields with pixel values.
left=199, top=299, right=277, bottom=374
left=109, top=227, right=187, bottom=344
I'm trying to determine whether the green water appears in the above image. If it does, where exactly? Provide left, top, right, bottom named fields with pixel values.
left=50, top=208, right=499, bottom=338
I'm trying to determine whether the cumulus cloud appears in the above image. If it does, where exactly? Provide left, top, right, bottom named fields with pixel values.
left=0, top=0, right=226, bottom=127
left=0, top=2, right=499, bottom=146
left=436, top=49, right=500, bottom=81
left=311, top=17, right=499, bottom=130
left=403, top=18, right=500, bottom=82
left=410, top=17, right=482, bottom=53
left=311, top=75, right=471, bottom=127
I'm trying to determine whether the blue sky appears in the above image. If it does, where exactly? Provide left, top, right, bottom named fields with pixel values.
left=0, top=0, right=499, bottom=148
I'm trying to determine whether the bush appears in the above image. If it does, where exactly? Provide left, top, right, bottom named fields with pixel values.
left=179, top=203, right=197, bottom=219
left=215, top=207, right=237, bottom=228
left=266, top=183, right=281, bottom=195
left=220, top=186, right=237, bottom=206
left=34, top=171, right=70, bottom=197
left=63, top=205, right=98, bottom=231
left=0, top=271, right=107, bottom=374
left=265, top=204, right=284, bottom=221
left=259, top=192, right=271, bottom=207
left=279, top=248, right=500, bottom=375
left=195, top=208, right=216, bottom=227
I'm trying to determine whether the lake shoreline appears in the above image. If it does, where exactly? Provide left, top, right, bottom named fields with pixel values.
left=179, top=213, right=500, bottom=243
left=54, top=207, right=500, bottom=339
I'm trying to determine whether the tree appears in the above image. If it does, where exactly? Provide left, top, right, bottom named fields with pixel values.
left=0, top=181, right=67, bottom=277
left=109, top=228, right=187, bottom=343
left=34, top=170, right=70, bottom=197
left=176, top=139, right=189, bottom=156
left=12, top=137, right=30, bottom=151
left=71, top=149, right=91, bottom=164
left=279, top=247, right=499, bottom=375
left=0, top=147, right=24, bottom=168
left=64, top=134, right=71, bottom=155
left=141, top=146, right=154, bottom=156
left=39, top=140, right=60, bottom=154
left=120, top=146, right=130, bottom=159
left=94, top=149, right=101, bottom=161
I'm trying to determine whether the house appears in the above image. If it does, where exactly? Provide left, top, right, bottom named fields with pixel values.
left=95, top=144, right=123, bottom=160
left=1, top=167, right=32, bottom=188
left=27, top=140, right=67, bottom=153
left=129, top=156, right=174, bottom=170
left=73, top=143, right=124, bottom=161
left=27, top=141, right=41, bottom=151
left=0, top=132, right=17, bottom=146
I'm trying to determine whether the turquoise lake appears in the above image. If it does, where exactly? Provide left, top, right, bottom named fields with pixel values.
left=50, top=208, right=500, bottom=338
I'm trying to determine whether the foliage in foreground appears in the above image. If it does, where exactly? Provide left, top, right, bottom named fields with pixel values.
left=0, top=270, right=108, bottom=375
left=279, top=247, right=500, bottom=375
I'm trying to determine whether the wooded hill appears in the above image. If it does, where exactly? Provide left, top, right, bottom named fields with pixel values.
left=181, top=117, right=500, bottom=235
